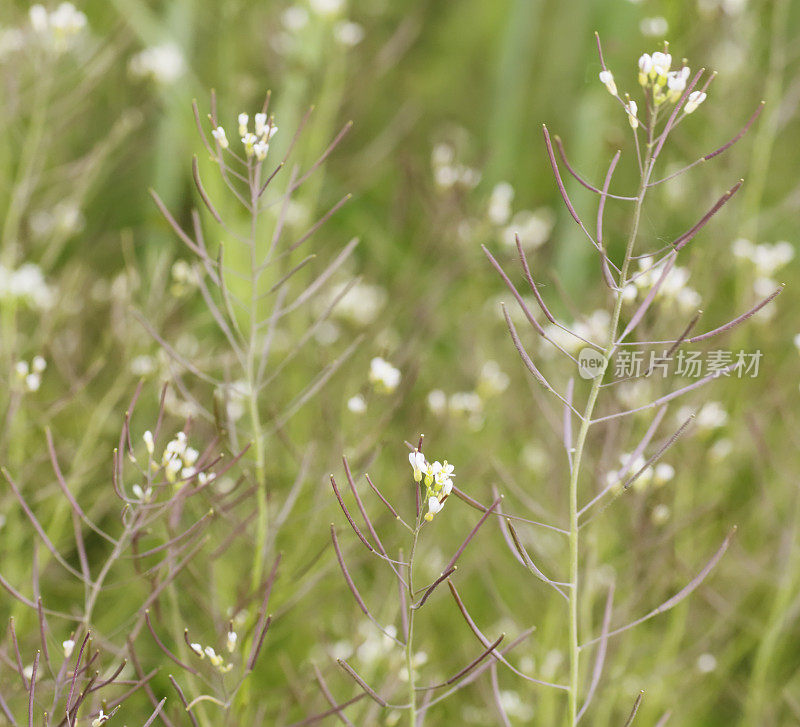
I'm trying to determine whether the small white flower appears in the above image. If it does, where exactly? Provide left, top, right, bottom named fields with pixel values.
left=409, top=450, right=426, bottom=482
left=310, top=0, right=344, bottom=16
left=132, top=483, right=153, bottom=503
left=651, top=503, right=671, bottom=525
left=638, top=53, right=653, bottom=84
left=143, top=430, right=155, bottom=455
left=62, top=639, right=75, bottom=658
left=426, top=389, right=447, bottom=415
left=347, top=394, right=367, bottom=413
left=369, top=357, right=401, bottom=393
left=128, top=43, right=186, bottom=84
left=25, top=373, right=41, bottom=392
left=651, top=51, right=672, bottom=77
left=598, top=70, right=617, bottom=96
left=684, top=90, right=707, bottom=114
left=183, top=447, right=199, bottom=467
left=238, top=113, right=249, bottom=136
left=30, top=5, right=49, bottom=33
left=91, top=710, right=110, bottom=727
left=653, top=462, right=675, bottom=485
left=434, top=460, right=455, bottom=488
left=242, top=133, right=258, bottom=157
left=14, top=360, right=29, bottom=378
left=254, top=113, right=268, bottom=136
left=190, top=642, right=204, bottom=658
left=165, top=456, right=182, bottom=483
left=204, top=646, right=224, bottom=667
left=425, top=496, right=444, bottom=522
left=211, top=126, right=229, bottom=149
left=227, top=630, right=238, bottom=653
left=334, top=20, right=365, bottom=47
left=32, top=355, right=47, bottom=373
left=282, top=6, right=309, bottom=30
left=697, top=653, right=717, bottom=673
left=254, top=140, right=269, bottom=161
left=626, top=99, right=639, bottom=129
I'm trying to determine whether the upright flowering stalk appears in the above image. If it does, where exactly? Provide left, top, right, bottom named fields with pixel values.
left=325, top=441, right=509, bottom=725
left=487, top=35, right=772, bottom=724
left=149, top=92, right=357, bottom=590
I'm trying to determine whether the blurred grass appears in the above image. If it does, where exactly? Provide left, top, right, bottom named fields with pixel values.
left=2, top=0, right=800, bottom=724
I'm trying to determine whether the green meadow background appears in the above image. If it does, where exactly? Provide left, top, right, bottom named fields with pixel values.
left=1, top=0, right=800, bottom=724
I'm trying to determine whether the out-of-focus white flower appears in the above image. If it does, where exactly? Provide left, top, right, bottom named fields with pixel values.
left=238, top=113, right=250, bottom=136
left=477, top=360, right=509, bottom=397
left=129, top=43, right=186, bottom=84
left=732, top=237, right=754, bottom=259
left=62, top=639, right=75, bottom=658
left=697, top=653, right=717, bottom=673
left=598, top=70, right=617, bottom=95
left=334, top=21, right=364, bottom=47
left=653, top=462, right=675, bottom=485
left=226, top=630, right=238, bottom=653
left=32, top=355, right=47, bottom=373
left=793, top=332, right=800, bottom=351
left=91, top=709, right=110, bottom=726
left=0, top=28, right=26, bottom=61
left=369, top=357, right=401, bottom=393
left=0, top=263, right=54, bottom=309
left=282, top=6, right=309, bottom=30
left=503, top=208, right=554, bottom=249
left=651, top=503, right=671, bottom=525
left=25, top=373, right=42, bottom=392
left=347, top=394, right=367, bottom=413
left=143, top=430, right=154, bottom=455
left=488, top=182, right=515, bottom=225
left=211, top=126, right=229, bottom=149
left=324, top=281, right=387, bottom=326
left=684, top=90, right=707, bottom=114
left=204, top=646, right=223, bottom=667
left=132, top=483, right=153, bottom=502
left=640, top=16, right=668, bottom=37
left=709, top=437, right=733, bottom=462
left=679, top=402, right=728, bottom=431
left=426, top=389, right=447, bottom=415
left=310, top=0, right=344, bottom=16
left=31, top=3, right=87, bottom=51
left=254, top=113, right=268, bottom=136
left=15, top=361, right=29, bottom=378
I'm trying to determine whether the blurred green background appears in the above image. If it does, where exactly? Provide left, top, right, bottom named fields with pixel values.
left=2, top=0, right=800, bottom=724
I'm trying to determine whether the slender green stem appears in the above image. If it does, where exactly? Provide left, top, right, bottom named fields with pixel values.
left=566, top=117, right=656, bottom=725
left=406, top=511, right=422, bottom=727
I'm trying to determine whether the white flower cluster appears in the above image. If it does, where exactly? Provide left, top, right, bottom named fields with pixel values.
left=129, top=42, right=186, bottom=85
left=488, top=182, right=554, bottom=250
left=431, top=142, right=481, bottom=190
left=30, top=202, right=84, bottom=240
left=14, top=356, right=46, bottom=393
left=369, top=356, right=401, bottom=393
left=732, top=238, right=793, bottom=306
left=0, top=263, right=54, bottom=309
left=676, top=401, right=728, bottom=431
left=29, top=3, right=87, bottom=51
left=212, top=112, right=278, bottom=161
left=327, top=280, right=387, bottom=326
left=599, top=44, right=707, bottom=121
left=605, top=452, right=675, bottom=493
left=188, top=640, right=234, bottom=673
left=426, top=361, right=509, bottom=431
left=142, top=430, right=213, bottom=486
left=409, top=450, right=456, bottom=521
left=629, top=257, right=701, bottom=313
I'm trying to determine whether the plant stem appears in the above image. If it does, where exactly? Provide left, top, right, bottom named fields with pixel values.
left=566, top=119, right=655, bottom=725
left=406, top=516, right=421, bottom=727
